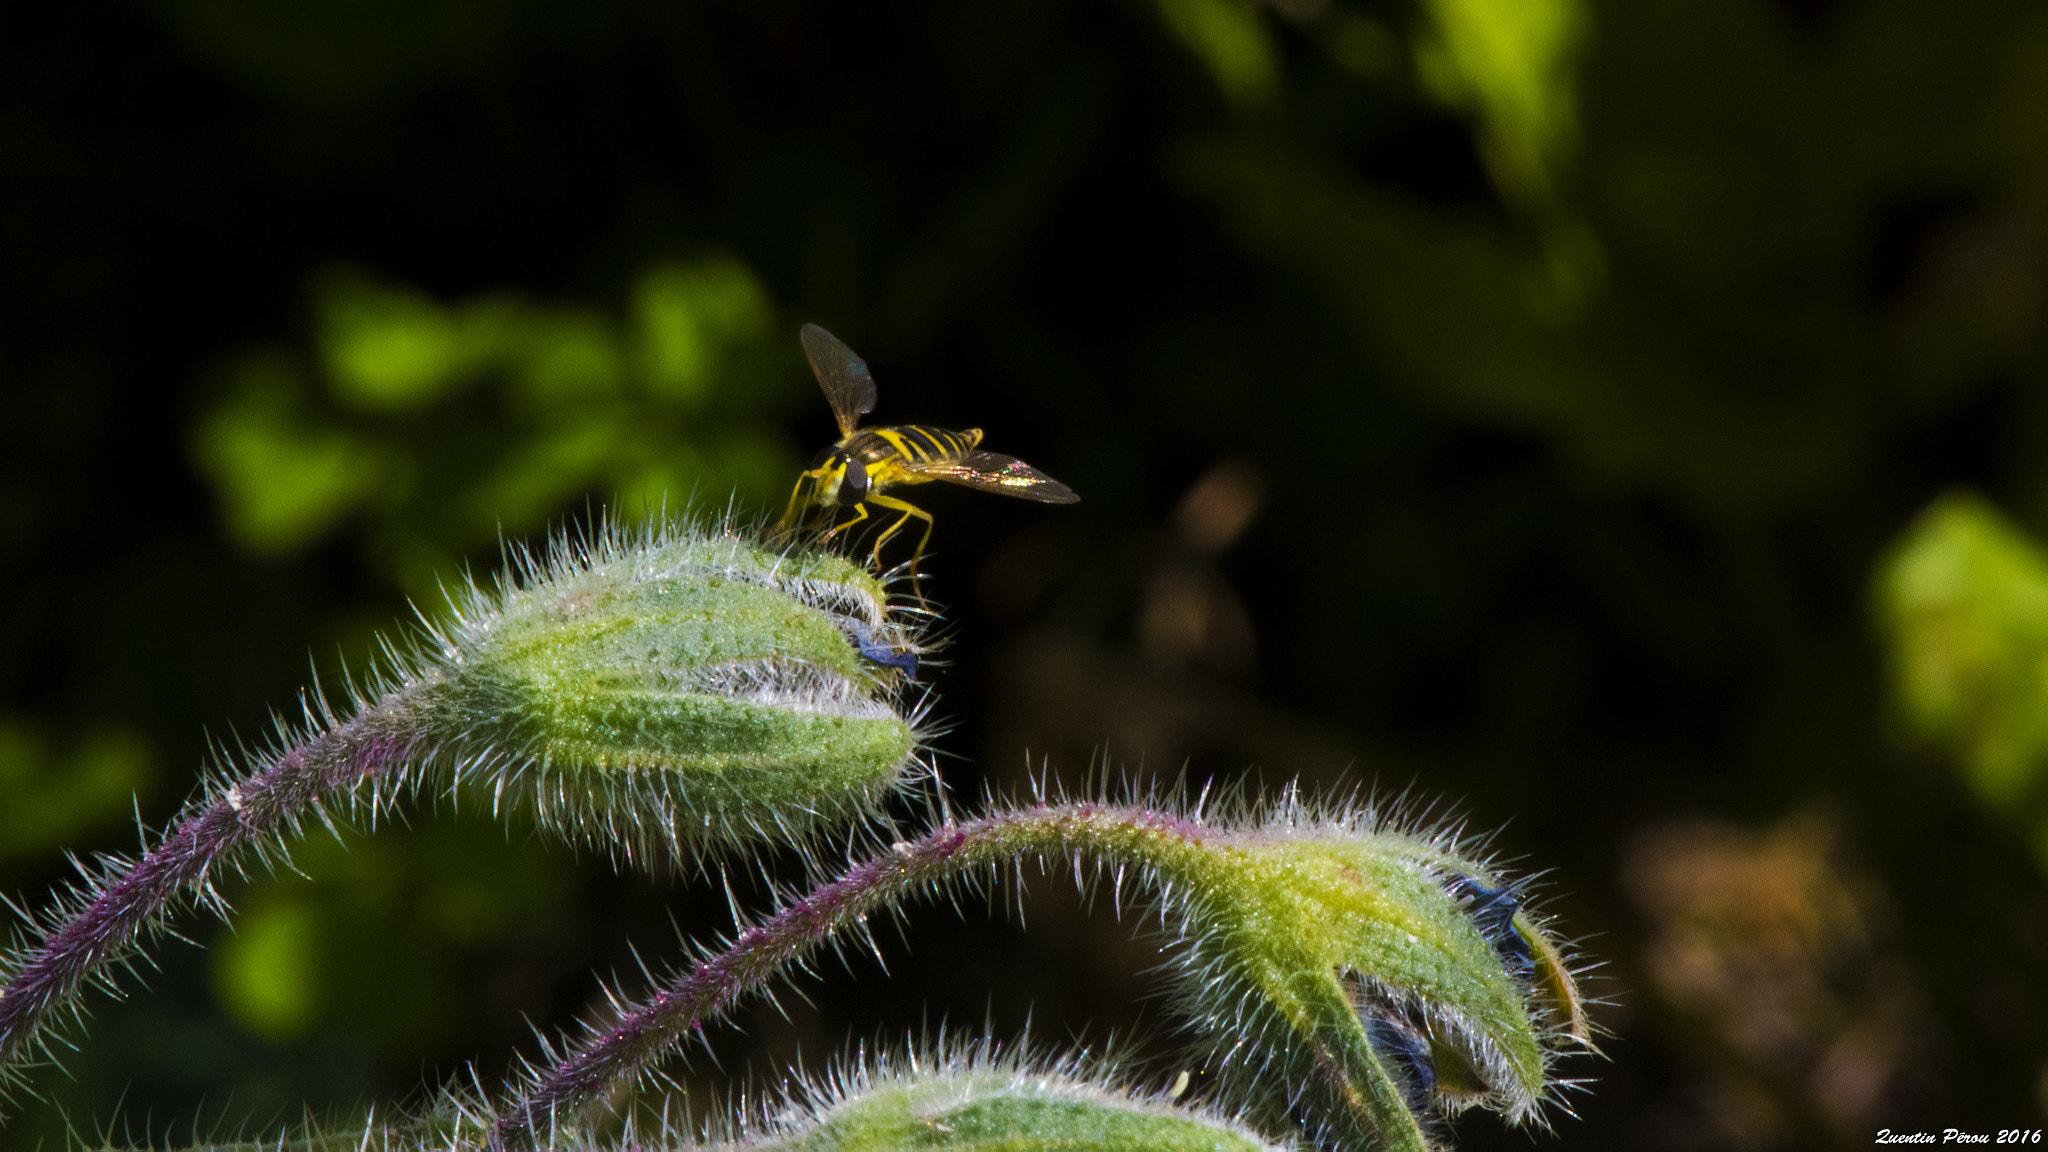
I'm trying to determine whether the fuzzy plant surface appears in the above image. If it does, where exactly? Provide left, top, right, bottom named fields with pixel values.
left=0, top=514, right=1595, bottom=1152
left=174, top=1040, right=1289, bottom=1152
left=726, top=1041, right=1285, bottom=1152
left=0, top=518, right=929, bottom=1087
left=490, top=787, right=1592, bottom=1152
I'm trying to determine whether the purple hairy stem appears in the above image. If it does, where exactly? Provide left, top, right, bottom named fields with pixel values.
left=490, top=802, right=1211, bottom=1149
left=0, top=684, right=441, bottom=1075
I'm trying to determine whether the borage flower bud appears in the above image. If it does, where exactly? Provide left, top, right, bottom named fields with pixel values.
left=197, top=1042, right=1278, bottom=1152
left=432, top=520, right=929, bottom=866
left=731, top=1040, right=1284, bottom=1152
left=0, top=516, right=927, bottom=1086
left=494, top=791, right=1590, bottom=1152
left=1156, top=794, right=1592, bottom=1151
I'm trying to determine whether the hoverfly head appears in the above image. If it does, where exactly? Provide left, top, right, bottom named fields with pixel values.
left=836, top=457, right=870, bottom=506
left=800, top=448, right=868, bottom=508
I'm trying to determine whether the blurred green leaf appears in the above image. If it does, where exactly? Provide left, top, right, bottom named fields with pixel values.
left=192, top=256, right=794, bottom=587
left=317, top=268, right=487, bottom=412
left=1155, top=0, right=1278, bottom=112
left=469, top=416, right=623, bottom=527
left=0, top=720, right=155, bottom=860
left=512, top=309, right=623, bottom=410
left=1415, top=0, right=1588, bottom=204
left=633, top=258, right=773, bottom=406
left=213, top=896, right=323, bottom=1042
left=1879, top=490, right=2048, bottom=866
left=1173, top=134, right=1865, bottom=514
left=190, top=353, right=387, bottom=554
left=206, top=823, right=576, bottom=1054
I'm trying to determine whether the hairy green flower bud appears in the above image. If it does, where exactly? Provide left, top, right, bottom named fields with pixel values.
left=1148, top=795, right=1590, bottom=1150
left=733, top=1042, right=1285, bottom=1152
left=169, top=1042, right=1281, bottom=1152
left=430, top=519, right=927, bottom=864
left=495, top=791, right=1591, bottom=1152
left=0, top=516, right=926, bottom=1084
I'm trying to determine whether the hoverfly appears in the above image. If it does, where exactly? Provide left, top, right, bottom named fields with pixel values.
left=775, top=324, right=1078, bottom=582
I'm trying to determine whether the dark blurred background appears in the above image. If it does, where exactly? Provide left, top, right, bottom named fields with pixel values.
left=6, top=0, right=2048, bottom=1147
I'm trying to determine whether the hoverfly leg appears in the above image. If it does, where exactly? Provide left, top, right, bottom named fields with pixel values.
left=820, top=501, right=870, bottom=543
left=774, top=471, right=828, bottom=539
left=773, top=482, right=809, bottom=538
left=865, top=493, right=935, bottom=603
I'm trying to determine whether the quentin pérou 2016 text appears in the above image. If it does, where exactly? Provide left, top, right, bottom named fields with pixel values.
left=1875, top=1123, right=2039, bottom=1131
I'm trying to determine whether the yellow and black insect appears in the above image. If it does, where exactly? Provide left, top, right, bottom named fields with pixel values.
left=775, top=323, right=1078, bottom=577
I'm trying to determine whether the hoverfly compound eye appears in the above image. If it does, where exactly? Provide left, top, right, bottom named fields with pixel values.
left=809, top=444, right=841, bottom=468
left=838, top=458, right=870, bottom=506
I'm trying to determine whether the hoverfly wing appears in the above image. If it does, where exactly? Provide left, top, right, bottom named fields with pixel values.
left=799, top=324, right=878, bottom=439
left=908, top=450, right=1080, bottom=504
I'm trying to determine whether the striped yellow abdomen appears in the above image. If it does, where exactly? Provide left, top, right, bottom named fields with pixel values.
left=850, top=426, right=983, bottom=487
